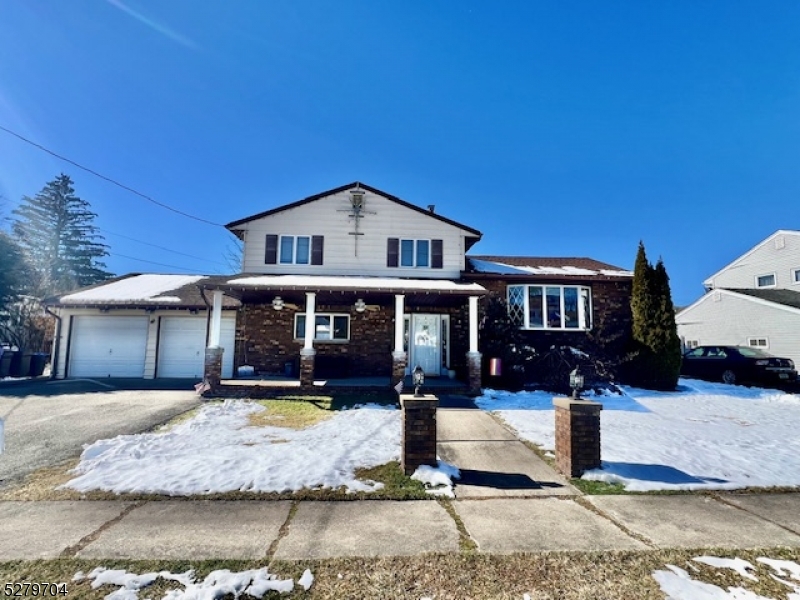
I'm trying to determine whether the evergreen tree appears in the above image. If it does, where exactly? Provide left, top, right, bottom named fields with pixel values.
left=0, top=231, right=28, bottom=319
left=625, top=242, right=681, bottom=390
left=12, top=174, right=112, bottom=295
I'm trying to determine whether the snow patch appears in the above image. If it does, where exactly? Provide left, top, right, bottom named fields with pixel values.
left=412, top=460, right=461, bottom=497
left=59, top=275, right=203, bottom=303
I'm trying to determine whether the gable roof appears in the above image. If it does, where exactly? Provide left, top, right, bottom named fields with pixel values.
left=225, top=181, right=483, bottom=241
left=677, top=287, right=800, bottom=321
left=726, top=288, right=800, bottom=310
left=45, top=273, right=241, bottom=309
left=703, top=230, right=800, bottom=287
left=466, top=256, right=632, bottom=279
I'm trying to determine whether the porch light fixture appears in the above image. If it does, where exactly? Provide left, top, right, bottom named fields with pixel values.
left=413, top=365, right=425, bottom=397
left=354, top=298, right=366, bottom=313
left=569, top=366, right=584, bottom=400
left=272, top=296, right=285, bottom=311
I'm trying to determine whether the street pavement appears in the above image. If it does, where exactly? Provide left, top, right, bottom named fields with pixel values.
left=1, top=390, right=799, bottom=560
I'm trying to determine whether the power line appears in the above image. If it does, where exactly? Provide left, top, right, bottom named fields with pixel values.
left=0, top=124, right=224, bottom=228
left=111, top=252, right=207, bottom=273
left=98, top=227, right=230, bottom=267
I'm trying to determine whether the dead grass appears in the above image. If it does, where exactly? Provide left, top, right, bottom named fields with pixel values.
left=247, top=397, right=334, bottom=429
left=4, top=547, right=800, bottom=599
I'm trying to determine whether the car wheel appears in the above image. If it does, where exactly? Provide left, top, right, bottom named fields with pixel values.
left=722, top=369, right=737, bottom=385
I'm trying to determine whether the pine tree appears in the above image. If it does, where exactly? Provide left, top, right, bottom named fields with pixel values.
left=0, top=232, right=28, bottom=316
left=625, top=242, right=681, bottom=390
left=12, top=174, right=112, bottom=295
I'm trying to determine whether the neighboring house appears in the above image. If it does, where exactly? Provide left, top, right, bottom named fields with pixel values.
left=676, top=230, right=800, bottom=365
left=45, top=182, right=634, bottom=391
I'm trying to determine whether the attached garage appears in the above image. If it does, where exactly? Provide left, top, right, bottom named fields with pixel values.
left=68, top=315, right=149, bottom=378
left=156, top=315, right=236, bottom=379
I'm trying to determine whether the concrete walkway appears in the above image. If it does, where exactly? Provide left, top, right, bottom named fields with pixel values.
left=2, top=397, right=800, bottom=561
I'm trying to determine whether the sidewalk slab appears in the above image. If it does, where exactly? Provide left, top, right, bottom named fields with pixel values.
left=274, top=501, right=459, bottom=560
left=437, top=409, right=518, bottom=442
left=439, top=441, right=577, bottom=497
left=78, top=501, right=291, bottom=559
left=455, top=498, right=647, bottom=553
left=0, top=501, right=133, bottom=560
left=720, top=493, right=800, bottom=534
left=588, top=495, right=800, bottom=549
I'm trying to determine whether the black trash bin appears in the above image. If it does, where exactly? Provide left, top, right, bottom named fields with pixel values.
left=29, top=353, right=48, bottom=377
left=0, top=349, right=13, bottom=378
left=9, top=352, right=32, bottom=378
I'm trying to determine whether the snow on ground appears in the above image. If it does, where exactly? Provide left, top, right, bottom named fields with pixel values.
left=74, top=566, right=312, bottom=598
left=63, top=400, right=400, bottom=495
left=476, top=378, right=800, bottom=491
left=653, top=556, right=800, bottom=599
left=412, top=460, right=461, bottom=497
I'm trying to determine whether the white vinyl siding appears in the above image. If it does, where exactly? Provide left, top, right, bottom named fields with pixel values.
left=677, top=290, right=800, bottom=367
left=705, top=232, right=800, bottom=290
left=238, top=189, right=470, bottom=278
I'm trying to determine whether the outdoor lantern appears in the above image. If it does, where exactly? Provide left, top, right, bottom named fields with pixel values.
left=413, top=365, right=425, bottom=397
left=354, top=298, right=366, bottom=313
left=569, top=366, right=584, bottom=400
left=272, top=296, right=285, bottom=311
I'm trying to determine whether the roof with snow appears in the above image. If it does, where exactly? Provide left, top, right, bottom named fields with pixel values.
left=47, top=274, right=241, bottom=309
left=217, top=274, right=486, bottom=295
left=465, top=256, right=633, bottom=279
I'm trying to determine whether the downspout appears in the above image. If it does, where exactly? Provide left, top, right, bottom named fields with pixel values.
left=198, top=286, right=212, bottom=346
left=44, top=306, right=62, bottom=380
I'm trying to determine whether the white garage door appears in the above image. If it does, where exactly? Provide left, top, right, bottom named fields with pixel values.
left=69, top=316, right=148, bottom=378
left=157, top=316, right=235, bottom=378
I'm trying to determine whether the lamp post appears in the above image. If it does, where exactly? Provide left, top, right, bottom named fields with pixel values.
left=413, top=365, right=425, bottom=397
left=569, top=366, right=584, bottom=400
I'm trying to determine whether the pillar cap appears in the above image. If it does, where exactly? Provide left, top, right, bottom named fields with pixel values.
left=553, top=397, right=603, bottom=410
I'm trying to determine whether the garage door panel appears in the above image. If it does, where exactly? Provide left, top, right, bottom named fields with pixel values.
left=157, top=316, right=235, bottom=379
left=69, top=316, right=148, bottom=378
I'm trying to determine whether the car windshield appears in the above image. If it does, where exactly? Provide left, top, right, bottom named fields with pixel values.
left=737, top=347, right=772, bottom=358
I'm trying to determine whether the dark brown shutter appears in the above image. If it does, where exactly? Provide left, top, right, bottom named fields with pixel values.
left=432, top=239, right=443, bottom=269
left=387, top=238, right=399, bottom=267
left=311, top=235, right=324, bottom=265
left=265, top=234, right=278, bottom=264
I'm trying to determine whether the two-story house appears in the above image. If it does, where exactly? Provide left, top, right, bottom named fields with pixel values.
left=677, top=230, right=800, bottom=365
left=45, top=182, right=634, bottom=392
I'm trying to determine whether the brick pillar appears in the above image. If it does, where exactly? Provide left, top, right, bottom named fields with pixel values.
left=553, top=397, right=603, bottom=478
left=466, top=351, right=482, bottom=395
left=299, top=351, right=315, bottom=388
left=204, top=347, right=224, bottom=390
left=391, top=351, right=407, bottom=390
left=400, top=393, right=439, bottom=475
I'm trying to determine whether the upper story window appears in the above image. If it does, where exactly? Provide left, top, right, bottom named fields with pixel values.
left=793, top=268, right=800, bottom=284
left=507, top=284, right=592, bottom=331
left=265, top=234, right=324, bottom=265
left=387, top=238, right=443, bottom=269
left=756, top=273, right=776, bottom=288
left=294, top=314, right=349, bottom=341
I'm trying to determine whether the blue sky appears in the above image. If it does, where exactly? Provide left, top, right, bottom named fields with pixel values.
left=1, top=1, right=799, bottom=306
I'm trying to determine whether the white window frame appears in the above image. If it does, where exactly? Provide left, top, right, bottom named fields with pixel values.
left=748, top=337, right=769, bottom=348
left=279, top=235, right=312, bottom=265
left=506, top=284, right=592, bottom=331
left=399, top=238, right=431, bottom=268
left=294, top=313, right=350, bottom=342
left=792, top=268, right=800, bottom=285
left=755, top=272, right=776, bottom=288
left=684, top=340, right=699, bottom=349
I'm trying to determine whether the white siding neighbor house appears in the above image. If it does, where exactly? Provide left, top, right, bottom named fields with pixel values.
left=676, top=230, right=800, bottom=365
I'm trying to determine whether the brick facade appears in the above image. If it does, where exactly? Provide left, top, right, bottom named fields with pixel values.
left=400, top=394, right=439, bottom=475
left=204, top=346, right=224, bottom=390
left=553, top=397, right=602, bottom=477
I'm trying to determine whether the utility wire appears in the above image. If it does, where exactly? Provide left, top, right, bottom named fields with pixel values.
left=98, top=226, right=230, bottom=267
left=112, top=252, right=207, bottom=273
left=0, top=124, right=225, bottom=228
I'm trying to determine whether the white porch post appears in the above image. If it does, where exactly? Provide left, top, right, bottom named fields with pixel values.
left=302, top=292, right=316, bottom=353
left=209, top=290, right=223, bottom=348
left=468, top=296, right=479, bottom=354
left=394, top=294, right=405, bottom=354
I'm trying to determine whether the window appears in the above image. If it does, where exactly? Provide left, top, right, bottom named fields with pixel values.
left=294, top=314, right=349, bottom=341
left=748, top=337, right=768, bottom=348
left=265, top=235, right=324, bottom=265
left=387, top=238, right=442, bottom=268
left=793, top=269, right=800, bottom=284
left=685, top=340, right=699, bottom=349
left=507, top=285, right=592, bottom=330
left=756, top=273, right=776, bottom=288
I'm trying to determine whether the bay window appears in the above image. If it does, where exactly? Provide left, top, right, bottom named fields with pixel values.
left=507, top=285, right=592, bottom=330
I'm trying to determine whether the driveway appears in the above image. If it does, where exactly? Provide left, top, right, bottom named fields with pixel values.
left=0, top=379, right=202, bottom=489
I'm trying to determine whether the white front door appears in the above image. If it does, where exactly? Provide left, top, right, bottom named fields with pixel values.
left=411, top=314, right=441, bottom=376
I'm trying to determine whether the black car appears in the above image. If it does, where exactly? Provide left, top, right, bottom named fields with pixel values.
left=681, top=345, right=797, bottom=386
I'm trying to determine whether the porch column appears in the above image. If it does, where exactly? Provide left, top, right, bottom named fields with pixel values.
left=391, top=294, right=407, bottom=390
left=300, top=292, right=316, bottom=387
left=204, top=290, right=225, bottom=391
left=466, top=295, right=482, bottom=395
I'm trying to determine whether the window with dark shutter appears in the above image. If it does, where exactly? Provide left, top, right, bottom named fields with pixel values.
left=265, top=234, right=278, bottom=264
left=311, top=236, right=324, bottom=265
left=431, top=239, right=443, bottom=269
left=387, top=238, right=399, bottom=267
